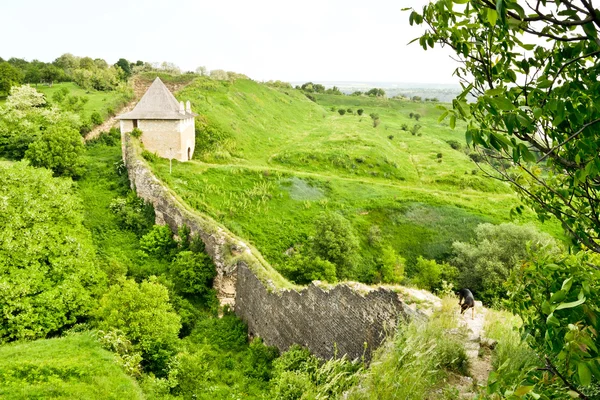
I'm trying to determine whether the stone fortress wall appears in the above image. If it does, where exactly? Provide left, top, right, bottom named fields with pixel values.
left=122, top=135, right=427, bottom=360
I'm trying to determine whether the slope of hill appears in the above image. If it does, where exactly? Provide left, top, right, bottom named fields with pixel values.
left=0, top=333, right=144, bottom=399
left=146, top=77, right=562, bottom=282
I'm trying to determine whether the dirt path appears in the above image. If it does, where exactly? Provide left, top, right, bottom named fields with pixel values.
left=453, top=301, right=494, bottom=398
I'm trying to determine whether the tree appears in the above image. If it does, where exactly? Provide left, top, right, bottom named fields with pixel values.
left=312, top=212, right=360, bottom=279
left=25, top=124, right=85, bottom=177
left=195, top=66, right=207, bottom=76
left=40, top=64, right=62, bottom=86
left=410, top=0, right=600, bottom=254
left=338, top=108, right=346, bottom=115
left=95, top=277, right=181, bottom=375
left=451, top=223, right=560, bottom=304
left=0, top=62, right=23, bottom=95
left=0, top=162, right=104, bottom=343
left=357, top=108, right=364, bottom=116
left=169, top=251, right=216, bottom=296
left=115, top=58, right=132, bottom=78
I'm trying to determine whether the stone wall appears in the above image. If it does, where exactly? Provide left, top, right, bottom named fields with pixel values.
left=123, top=135, right=425, bottom=360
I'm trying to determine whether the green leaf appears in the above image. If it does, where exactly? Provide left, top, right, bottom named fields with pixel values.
left=515, top=386, right=534, bottom=396
left=438, top=111, right=449, bottom=123
left=487, top=8, right=498, bottom=25
left=450, top=114, right=456, bottom=129
left=466, top=130, right=473, bottom=147
left=533, top=108, right=542, bottom=119
left=578, top=362, right=592, bottom=386
left=546, top=313, right=560, bottom=327
left=550, top=290, right=566, bottom=304
left=491, top=96, right=515, bottom=111
left=562, top=277, right=573, bottom=292
left=555, top=297, right=586, bottom=310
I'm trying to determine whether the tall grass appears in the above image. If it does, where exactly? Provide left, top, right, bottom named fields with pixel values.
left=347, top=297, right=470, bottom=399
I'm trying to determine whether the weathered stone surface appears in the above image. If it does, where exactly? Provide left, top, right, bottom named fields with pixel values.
left=122, top=135, right=425, bottom=361
left=236, top=264, right=421, bottom=360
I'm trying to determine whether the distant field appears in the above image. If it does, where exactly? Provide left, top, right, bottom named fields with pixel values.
left=145, top=78, right=563, bottom=283
left=0, top=333, right=144, bottom=399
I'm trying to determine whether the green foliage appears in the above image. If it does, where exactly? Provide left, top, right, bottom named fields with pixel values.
left=412, top=256, right=457, bottom=292
left=109, top=191, right=155, bottom=235
left=451, top=223, right=560, bottom=304
left=377, top=245, right=405, bottom=284
left=0, top=332, right=144, bottom=399
left=495, top=251, right=600, bottom=398
left=141, top=149, right=158, bottom=162
left=91, top=111, right=103, bottom=125
left=281, top=253, right=337, bottom=284
left=139, top=225, right=178, bottom=260
left=446, top=139, right=461, bottom=150
left=357, top=108, right=364, bottom=115
left=24, top=123, right=85, bottom=177
left=95, top=277, right=181, bottom=376
left=87, top=127, right=121, bottom=147
left=348, top=297, right=469, bottom=399
left=130, top=127, right=142, bottom=138
left=338, top=108, right=346, bottom=115
left=411, top=0, right=600, bottom=255
left=0, top=162, right=105, bottom=342
left=169, top=251, right=216, bottom=296
left=313, top=212, right=360, bottom=279
left=0, top=61, right=23, bottom=95
left=366, top=88, right=385, bottom=97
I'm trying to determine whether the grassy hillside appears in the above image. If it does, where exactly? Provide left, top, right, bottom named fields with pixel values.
left=0, top=333, right=144, bottom=399
left=36, top=82, right=131, bottom=120
left=145, top=77, right=562, bottom=282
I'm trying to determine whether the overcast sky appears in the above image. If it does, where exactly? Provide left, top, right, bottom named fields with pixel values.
left=1, top=0, right=459, bottom=84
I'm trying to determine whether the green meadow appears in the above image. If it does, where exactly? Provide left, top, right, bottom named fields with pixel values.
left=147, top=77, right=563, bottom=282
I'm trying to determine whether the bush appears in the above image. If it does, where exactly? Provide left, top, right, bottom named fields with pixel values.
left=401, top=123, right=408, bottom=131
left=451, top=222, right=560, bottom=304
left=130, top=127, right=142, bottom=138
left=377, top=246, right=405, bottom=284
left=346, top=108, right=353, bottom=114
left=414, top=113, right=421, bottom=121
left=357, top=108, right=364, bottom=115
left=139, top=225, right=178, bottom=260
left=338, top=109, right=346, bottom=115
left=24, top=124, right=85, bottom=177
left=169, top=251, right=216, bottom=296
left=369, top=113, right=379, bottom=120
left=87, top=127, right=121, bottom=147
left=313, top=212, right=360, bottom=279
left=446, top=140, right=462, bottom=150
left=95, top=277, right=181, bottom=376
left=468, top=152, right=484, bottom=162
left=412, top=256, right=457, bottom=292
left=109, top=191, right=155, bottom=235
left=388, top=135, right=394, bottom=140
left=373, top=119, right=381, bottom=128
left=281, top=253, right=337, bottom=284
left=91, top=111, right=103, bottom=126
left=141, top=150, right=158, bottom=162
left=437, top=152, right=443, bottom=159
left=410, top=124, right=421, bottom=135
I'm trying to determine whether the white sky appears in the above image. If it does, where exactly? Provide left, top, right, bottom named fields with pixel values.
left=0, top=0, right=459, bottom=84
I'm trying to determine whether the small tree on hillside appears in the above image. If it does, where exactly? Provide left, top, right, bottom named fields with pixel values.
left=338, top=109, right=346, bottom=115
left=313, top=212, right=360, bottom=279
left=357, top=109, right=364, bottom=116
left=24, top=124, right=85, bottom=178
left=414, top=113, right=421, bottom=121
left=0, top=62, right=23, bottom=95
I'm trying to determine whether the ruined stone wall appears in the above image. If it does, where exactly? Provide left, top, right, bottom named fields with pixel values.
left=123, top=135, right=424, bottom=360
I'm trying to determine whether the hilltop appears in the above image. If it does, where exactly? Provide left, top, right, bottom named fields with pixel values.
left=145, top=77, right=563, bottom=284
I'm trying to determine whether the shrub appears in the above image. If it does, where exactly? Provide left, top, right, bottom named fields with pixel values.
left=130, top=127, right=142, bottom=138
left=437, top=153, right=443, bottom=159
left=469, top=152, right=484, bottom=162
left=414, top=113, right=421, bottom=121
left=401, top=123, right=408, bottom=131
left=109, top=191, right=155, bottom=235
left=451, top=222, right=560, bottom=304
left=305, top=94, right=316, bottom=102
left=338, top=109, right=346, bottom=115
left=313, top=212, right=360, bottom=279
left=446, top=140, right=462, bottom=150
left=412, top=256, right=457, bottom=292
left=388, top=135, right=394, bottom=140
left=87, top=127, right=121, bottom=147
left=357, top=108, right=364, bottom=115
left=91, top=111, right=103, bottom=126
left=95, top=277, right=181, bottom=376
left=169, top=251, right=216, bottom=296
left=139, top=225, right=178, bottom=260
left=409, top=112, right=414, bottom=118
left=281, top=253, right=337, bottom=284
left=410, top=124, right=421, bottom=135
left=346, top=108, right=353, bottom=114
left=24, top=124, right=85, bottom=177
left=378, top=246, right=405, bottom=284
left=373, top=119, right=381, bottom=128
left=141, top=150, right=158, bottom=162
left=369, top=113, right=379, bottom=120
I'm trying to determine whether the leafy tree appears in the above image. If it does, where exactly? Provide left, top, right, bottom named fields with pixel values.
left=25, top=124, right=85, bottom=177
left=357, top=108, right=364, bottom=116
left=414, top=113, right=421, bottom=121
left=412, top=256, right=457, bottom=292
left=312, top=212, right=360, bottom=279
left=0, top=162, right=105, bottom=342
left=53, top=53, right=79, bottom=74
left=169, top=250, right=216, bottom=296
left=79, top=57, right=95, bottom=70
left=367, top=88, right=385, bottom=97
left=378, top=246, right=405, bottom=284
left=24, top=63, right=42, bottom=86
left=410, top=0, right=600, bottom=254
left=0, top=62, right=23, bottom=95
left=40, top=64, right=62, bottom=86
left=281, top=253, right=337, bottom=284
left=451, top=223, right=560, bottom=304
left=115, top=58, right=132, bottom=77
left=410, top=124, right=421, bottom=135
left=95, top=277, right=181, bottom=376
left=501, top=251, right=600, bottom=398
left=139, top=225, right=178, bottom=260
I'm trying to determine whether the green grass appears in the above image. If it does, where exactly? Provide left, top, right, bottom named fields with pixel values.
left=143, top=77, right=563, bottom=282
left=0, top=332, right=144, bottom=399
left=36, top=82, right=132, bottom=120
left=78, top=143, right=170, bottom=280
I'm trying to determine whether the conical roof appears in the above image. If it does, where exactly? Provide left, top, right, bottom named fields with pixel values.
left=117, top=77, right=195, bottom=120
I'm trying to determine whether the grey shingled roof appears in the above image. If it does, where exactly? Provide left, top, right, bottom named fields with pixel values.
left=117, top=77, right=196, bottom=120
